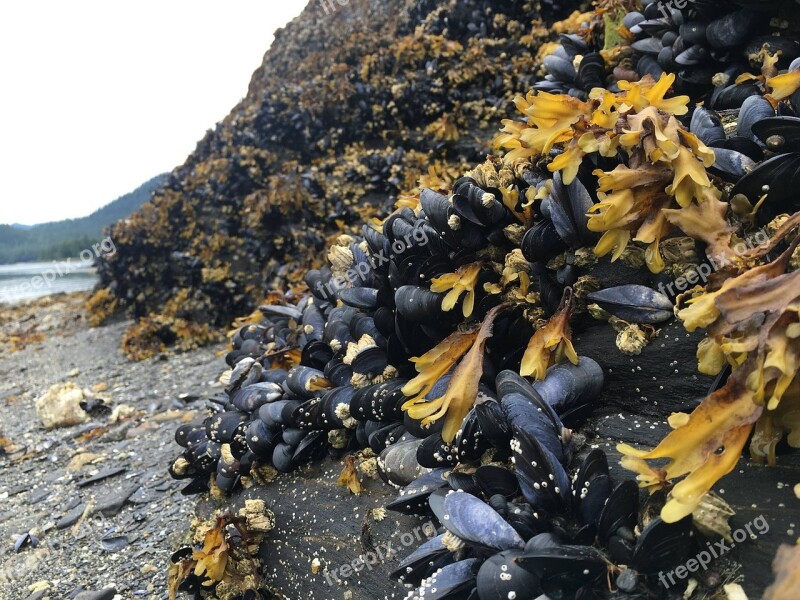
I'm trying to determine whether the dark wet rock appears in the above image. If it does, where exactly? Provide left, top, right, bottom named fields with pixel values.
left=94, top=484, right=140, bottom=517
left=72, top=589, right=117, bottom=600
left=27, top=488, right=50, bottom=505
left=75, top=467, right=127, bottom=487
left=56, top=503, right=87, bottom=529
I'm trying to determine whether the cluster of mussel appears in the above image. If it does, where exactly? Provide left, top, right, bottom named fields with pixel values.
left=168, top=165, right=695, bottom=598
left=537, top=0, right=800, bottom=101
left=689, top=77, right=800, bottom=220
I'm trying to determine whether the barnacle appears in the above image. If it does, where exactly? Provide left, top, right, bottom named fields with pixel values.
left=430, top=262, right=483, bottom=318
left=520, top=288, right=578, bottom=380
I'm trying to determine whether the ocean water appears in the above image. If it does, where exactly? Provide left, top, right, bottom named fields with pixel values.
left=0, top=260, right=98, bottom=304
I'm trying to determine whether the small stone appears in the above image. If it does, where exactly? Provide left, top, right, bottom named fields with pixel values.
left=76, top=467, right=127, bottom=488
left=57, top=503, right=88, bottom=529
left=73, top=589, right=117, bottom=600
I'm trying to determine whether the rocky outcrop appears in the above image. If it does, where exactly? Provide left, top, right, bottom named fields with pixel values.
left=92, top=0, right=572, bottom=358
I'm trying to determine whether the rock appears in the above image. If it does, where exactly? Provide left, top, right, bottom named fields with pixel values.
left=34, top=382, right=88, bottom=429
left=76, top=467, right=126, bottom=488
left=56, top=503, right=87, bottom=529
left=94, top=484, right=139, bottom=517
left=73, top=588, right=117, bottom=600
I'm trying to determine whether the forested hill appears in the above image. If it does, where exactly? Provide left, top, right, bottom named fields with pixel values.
left=0, top=173, right=167, bottom=264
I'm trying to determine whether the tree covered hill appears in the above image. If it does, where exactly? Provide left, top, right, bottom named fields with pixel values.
left=0, top=174, right=167, bottom=264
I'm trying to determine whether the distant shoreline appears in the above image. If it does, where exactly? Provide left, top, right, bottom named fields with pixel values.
left=0, top=260, right=98, bottom=305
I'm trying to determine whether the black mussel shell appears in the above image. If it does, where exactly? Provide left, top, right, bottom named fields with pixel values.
left=518, top=544, right=606, bottom=599
left=751, top=116, right=800, bottom=153
left=738, top=96, right=776, bottom=144
left=432, top=490, right=524, bottom=552
left=572, top=449, right=611, bottom=527
left=475, top=465, right=519, bottom=500
left=705, top=8, right=755, bottom=49
left=476, top=550, right=540, bottom=600
left=587, top=284, right=673, bottom=324
left=231, top=382, right=283, bottom=412
left=390, top=533, right=453, bottom=586
left=690, top=106, right=724, bottom=146
left=598, top=480, right=639, bottom=547
left=521, top=220, right=567, bottom=264
left=417, top=434, right=458, bottom=469
left=408, top=558, right=480, bottom=600
left=338, top=287, right=379, bottom=310
left=730, top=152, right=800, bottom=222
left=206, top=410, right=250, bottom=444
left=395, top=285, right=445, bottom=322
left=631, top=516, right=694, bottom=574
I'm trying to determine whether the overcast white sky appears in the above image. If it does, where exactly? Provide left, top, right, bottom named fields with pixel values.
left=0, top=1, right=308, bottom=225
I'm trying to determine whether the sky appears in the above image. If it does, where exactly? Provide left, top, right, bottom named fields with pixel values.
left=0, top=1, right=309, bottom=225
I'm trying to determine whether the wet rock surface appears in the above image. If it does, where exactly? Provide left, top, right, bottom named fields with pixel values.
left=0, top=308, right=226, bottom=599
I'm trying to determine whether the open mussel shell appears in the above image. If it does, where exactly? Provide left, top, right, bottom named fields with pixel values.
left=587, top=284, right=673, bottom=324
left=439, top=489, right=525, bottom=553
left=476, top=549, right=541, bottom=600
left=391, top=533, right=453, bottom=587
left=751, top=116, right=800, bottom=153
left=408, top=558, right=480, bottom=600
left=231, top=382, right=284, bottom=412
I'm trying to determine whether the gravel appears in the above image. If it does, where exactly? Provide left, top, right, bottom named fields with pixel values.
left=0, top=302, right=227, bottom=600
